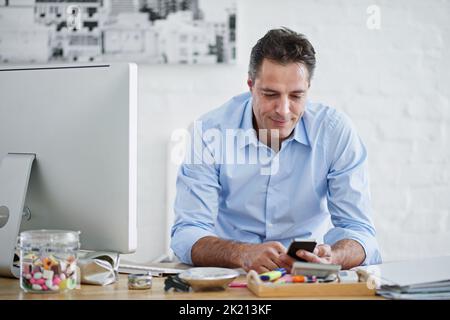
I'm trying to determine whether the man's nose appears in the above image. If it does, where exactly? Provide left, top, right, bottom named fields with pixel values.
left=276, top=96, right=290, bottom=116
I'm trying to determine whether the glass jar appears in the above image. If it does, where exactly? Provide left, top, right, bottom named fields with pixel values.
left=128, top=272, right=152, bottom=290
left=19, top=230, right=80, bottom=293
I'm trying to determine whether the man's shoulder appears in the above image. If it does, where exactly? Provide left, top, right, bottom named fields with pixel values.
left=304, top=102, right=354, bottom=141
left=197, top=92, right=251, bottom=130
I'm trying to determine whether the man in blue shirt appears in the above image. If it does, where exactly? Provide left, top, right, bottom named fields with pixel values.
left=171, top=28, right=382, bottom=273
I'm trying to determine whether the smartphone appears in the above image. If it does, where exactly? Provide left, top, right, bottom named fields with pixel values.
left=287, top=239, right=317, bottom=261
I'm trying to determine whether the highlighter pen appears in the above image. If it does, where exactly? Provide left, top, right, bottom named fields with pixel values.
left=274, top=274, right=293, bottom=284
left=292, top=275, right=306, bottom=283
left=292, top=275, right=317, bottom=283
left=259, top=268, right=287, bottom=282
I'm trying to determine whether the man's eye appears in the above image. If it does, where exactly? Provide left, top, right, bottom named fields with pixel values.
left=263, top=93, right=276, bottom=97
left=292, top=95, right=302, bottom=100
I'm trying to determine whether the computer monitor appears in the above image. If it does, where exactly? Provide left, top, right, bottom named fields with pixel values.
left=0, top=63, right=138, bottom=277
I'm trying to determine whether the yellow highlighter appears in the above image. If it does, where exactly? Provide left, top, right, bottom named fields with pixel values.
left=259, top=268, right=287, bottom=282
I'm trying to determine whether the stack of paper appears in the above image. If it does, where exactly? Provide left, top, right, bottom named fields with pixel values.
left=354, top=255, right=450, bottom=300
left=377, top=280, right=450, bottom=300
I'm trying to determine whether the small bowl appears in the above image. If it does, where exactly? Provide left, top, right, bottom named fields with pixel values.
left=178, top=267, right=240, bottom=291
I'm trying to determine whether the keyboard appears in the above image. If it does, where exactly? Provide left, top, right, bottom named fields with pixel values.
left=118, top=263, right=185, bottom=276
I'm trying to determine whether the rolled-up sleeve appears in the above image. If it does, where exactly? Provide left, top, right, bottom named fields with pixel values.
left=323, top=112, right=382, bottom=266
left=170, top=122, right=221, bottom=265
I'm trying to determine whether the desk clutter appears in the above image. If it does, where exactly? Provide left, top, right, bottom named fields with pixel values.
left=244, top=262, right=374, bottom=298
left=247, top=269, right=375, bottom=297
left=160, top=264, right=373, bottom=298
left=17, top=232, right=448, bottom=299
left=257, top=263, right=351, bottom=285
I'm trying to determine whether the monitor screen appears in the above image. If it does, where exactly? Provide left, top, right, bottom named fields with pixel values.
left=0, top=63, right=137, bottom=258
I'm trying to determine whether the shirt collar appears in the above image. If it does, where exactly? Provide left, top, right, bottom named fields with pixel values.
left=237, top=96, right=259, bottom=148
left=238, top=96, right=310, bottom=148
left=292, top=116, right=310, bottom=147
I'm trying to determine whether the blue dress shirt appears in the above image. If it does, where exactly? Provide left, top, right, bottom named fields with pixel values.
left=171, top=92, right=382, bottom=266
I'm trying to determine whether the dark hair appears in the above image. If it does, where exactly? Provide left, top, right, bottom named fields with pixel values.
left=248, top=28, right=316, bottom=83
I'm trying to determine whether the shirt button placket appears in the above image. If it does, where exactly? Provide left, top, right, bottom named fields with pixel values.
left=265, top=152, right=279, bottom=239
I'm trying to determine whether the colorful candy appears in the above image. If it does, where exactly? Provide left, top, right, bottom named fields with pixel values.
left=20, top=253, right=78, bottom=293
left=32, top=284, right=42, bottom=291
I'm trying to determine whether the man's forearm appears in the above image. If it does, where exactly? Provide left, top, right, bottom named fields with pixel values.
left=191, top=236, right=244, bottom=268
left=331, top=239, right=366, bottom=269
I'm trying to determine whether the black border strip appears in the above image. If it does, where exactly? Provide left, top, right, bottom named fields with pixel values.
left=0, top=65, right=110, bottom=72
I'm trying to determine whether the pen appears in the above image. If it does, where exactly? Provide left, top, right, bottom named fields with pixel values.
left=259, top=268, right=287, bottom=281
left=292, top=275, right=317, bottom=283
left=229, top=281, right=247, bottom=288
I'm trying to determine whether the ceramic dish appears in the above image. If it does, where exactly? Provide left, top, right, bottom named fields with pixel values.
left=178, top=267, right=240, bottom=291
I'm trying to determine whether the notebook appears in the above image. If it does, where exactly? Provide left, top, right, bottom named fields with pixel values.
left=118, top=262, right=188, bottom=277
left=354, top=255, right=450, bottom=300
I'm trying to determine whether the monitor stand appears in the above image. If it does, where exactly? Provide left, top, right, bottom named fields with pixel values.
left=0, top=153, right=35, bottom=278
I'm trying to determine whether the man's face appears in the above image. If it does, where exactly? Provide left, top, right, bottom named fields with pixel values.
left=248, top=59, right=310, bottom=144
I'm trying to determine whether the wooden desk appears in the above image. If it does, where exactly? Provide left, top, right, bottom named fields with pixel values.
left=0, top=274, right=383, bottom=300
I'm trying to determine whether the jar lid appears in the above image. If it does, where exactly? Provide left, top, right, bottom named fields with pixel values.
left=20, top=230, right=80, bottom=249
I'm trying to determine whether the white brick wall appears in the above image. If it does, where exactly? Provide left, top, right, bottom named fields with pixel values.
left=123, top=0, right=450, bottom=264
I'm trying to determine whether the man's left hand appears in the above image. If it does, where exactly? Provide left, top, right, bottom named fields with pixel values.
left=279, top=240, right=366, bottom=270
left=295, top=244, right=334, bottom=264
left=278, top=244, right=334, bottom=273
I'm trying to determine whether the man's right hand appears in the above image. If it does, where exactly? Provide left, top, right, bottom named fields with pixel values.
left=191, top=237, right=296, bottom=273
left=238, top=241, right=293, bottom=273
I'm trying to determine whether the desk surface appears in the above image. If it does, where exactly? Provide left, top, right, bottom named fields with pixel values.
left=0, top=272, right=383, bottom=300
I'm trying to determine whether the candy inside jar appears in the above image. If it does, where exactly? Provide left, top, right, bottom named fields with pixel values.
left=19, top=230, right=80, bottom=293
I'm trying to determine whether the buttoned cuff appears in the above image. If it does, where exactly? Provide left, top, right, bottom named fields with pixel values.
left=171, top=226, right=217, bottom=265
left=324, top=227, right=382, bottom=266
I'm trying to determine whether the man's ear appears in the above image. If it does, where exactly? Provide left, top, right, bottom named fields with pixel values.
left=247, top=78, right=253, bottom=92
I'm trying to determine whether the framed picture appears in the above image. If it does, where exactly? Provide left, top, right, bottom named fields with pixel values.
left=0, top=0, right=236, bottom=64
